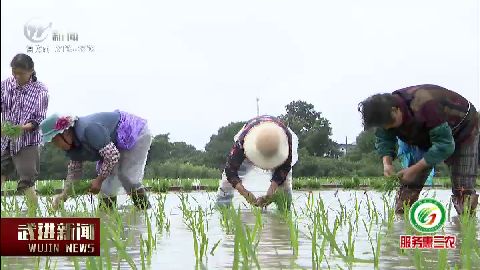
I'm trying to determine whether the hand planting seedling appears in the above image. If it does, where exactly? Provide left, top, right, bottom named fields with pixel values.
left=383, top=175, right=400, bottom=195
left=1, top=122, right=22, bottom=138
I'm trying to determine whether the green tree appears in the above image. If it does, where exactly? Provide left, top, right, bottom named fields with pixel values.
left=38, top=144, right=96, bottom=180
left=147, top=133, right=205, bottom=165
left=147, top=134, right=172, bottom=164
left=39, top=144, right=69, bottom=179
left=355, top=129, right=376, bottom=154
left=204, top=121, right=246, bottom=169
left=280, top=100, right=337, bottom=157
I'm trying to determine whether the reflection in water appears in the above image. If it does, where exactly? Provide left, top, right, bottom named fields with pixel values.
left=1, top=198, right=151, bottom=270
left=1, top=189, right=479, bottom=269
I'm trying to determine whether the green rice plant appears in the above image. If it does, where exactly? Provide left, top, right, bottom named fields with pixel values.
left=310, top=194, right=373, bottom=265
left=155, top=194, right=170, bottom=234
left=306, top=178, right=322, bottom=189
left=341, top=221, right=356, bottom=264
left=364, top=229, right=382, bottom=269
left=252, top=206, right=264, bottom=232
left=458, top=208, right=479, bottom=269
left=231, top=207, right=260, bottom=269
left=311, top=213, right=318, bottom=268
left=292, top=180, right=305, bottom=190
left=271, top=189, right=292, bottom=212
left=179, top=194, right=210, bottom=264
left=382, top=175, right=400, bottom=195
left=369, top=179, right=384, bottom=191
left=108, top=223, right=137, bottom=269
left=361, top=220, right=373, bottom=244
left=285, top=210, right=299, bottom=257
left=37, top=181, right=57, bottom=196
left=372, top=202, right=380, bottom=225
left=144, top=212, right=156, bottom=265
left=100, top=221, right=112, bottom=270
left=210, top=239, right=221, bottom=256
left=437, top=248, right=448, bottom=270
left=179, top=193, right=192, bottom=220
left=197, top=207, right=209, bottom=262
left=66, top=180, right=92, bottom=197
left=354, top=195, right=360, bottom=227
left=412, top=247, right=425, bottom=270
left=386, top=205, right=395, bottom=231
left=181, top=179, right=193, bottom=192
left=150, top=179, right=171, bottom=193
left=341, top=177, right=360, bottom=189
left=218, top=204, right=235, bottom=234
left=1, top=121, right=22, bottom=138
left=140, top=235, right=147, bottom=270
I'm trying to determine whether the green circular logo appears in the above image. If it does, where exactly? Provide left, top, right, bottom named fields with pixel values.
left=409, top=198, right=446, bottom=233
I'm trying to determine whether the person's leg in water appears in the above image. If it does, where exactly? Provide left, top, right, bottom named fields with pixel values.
left=395, top=168, right=432, bottom=214
left=216, top=163, right=250, bottom=206
left=447, top=133, right=479, bottom=216
left=99, top=167, right=121, bottom=210
left=116, top=126, right=153, bottom=210
left=1, top=149, right=14, bottom=192
left=12, top=146, right=40, bottom=214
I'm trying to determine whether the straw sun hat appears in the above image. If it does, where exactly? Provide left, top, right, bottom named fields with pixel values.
left=243, top=121, right=289, bottom=170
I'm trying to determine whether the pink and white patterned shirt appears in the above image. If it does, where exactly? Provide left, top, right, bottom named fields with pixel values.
left=1, top=76, right=49, bottom=155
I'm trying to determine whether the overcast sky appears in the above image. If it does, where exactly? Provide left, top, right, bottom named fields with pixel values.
left=2, top=0, right=478, bottom=150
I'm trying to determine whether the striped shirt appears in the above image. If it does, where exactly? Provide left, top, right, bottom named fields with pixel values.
left=1, top=76, right=49, bottom=155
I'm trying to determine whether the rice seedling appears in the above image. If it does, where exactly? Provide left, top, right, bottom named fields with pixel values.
left=231, top=207, right=261, bottom=270
left=100, top=220, right=112, bottom=270
left=218, top=204, right=235, bottom=234
left=66, top=180, right=93, bottom=197
left=107, top=220, right=137, bottom=269
left=210, top=239, right=221, bottom=256
left=341, top=177, right=361, bottom=189
left=149, top=179, right=171, bottom=193
left=144, top=212, right=156, bottom=264
left=382, top=176, right=400, bottom=195
left=342, top=221, right=356, bottom=264
left=36, top=180, right=57, bottom=196
left=178, top=194, right=210, bottom=264
left=285, top=209, right=299, bottom=257
left=140, top=234, right=147, bottom=270
left=1, top=121, right=22, bottom=138
left=155, top=193, right=170, bottom=234
left=181, top=179, right=194, bottom=192
left=458, top=208, right=479, bottom=269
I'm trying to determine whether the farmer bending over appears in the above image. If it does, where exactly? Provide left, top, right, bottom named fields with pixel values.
left=358, top=84, right=479, bottom=216
left=40, top=111, right=152, bottom=210
left=216, top=115, right=299, bottom=209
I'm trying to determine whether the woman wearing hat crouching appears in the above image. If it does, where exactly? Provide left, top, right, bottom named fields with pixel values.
left=216, top=115, right=299, bottom=209
left=40, top=110, right=152, bottom=210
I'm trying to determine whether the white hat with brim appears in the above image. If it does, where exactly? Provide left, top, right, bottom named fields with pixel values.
left=243, top=121, right=289, bottom=170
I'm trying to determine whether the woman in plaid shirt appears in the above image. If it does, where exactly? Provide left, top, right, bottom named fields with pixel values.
left=1, top=54, right=49, bottom=212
